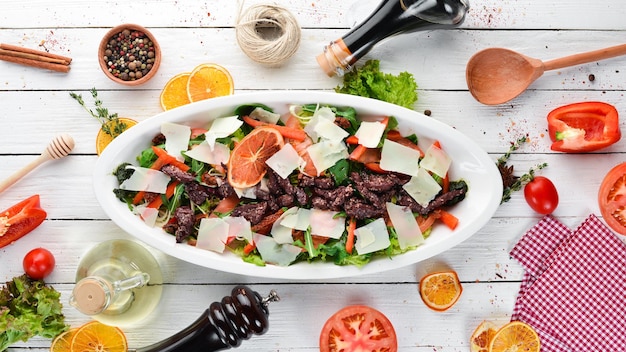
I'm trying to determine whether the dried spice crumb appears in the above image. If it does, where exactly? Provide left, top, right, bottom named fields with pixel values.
left=588, top=74, right=595, bottom=82
left=424, top=109, right=432, bottom=116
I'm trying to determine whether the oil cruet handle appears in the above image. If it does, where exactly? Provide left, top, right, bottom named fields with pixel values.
left=69, top=273, right=150, bottom=316
left=112, top=272, right=150, bottom=293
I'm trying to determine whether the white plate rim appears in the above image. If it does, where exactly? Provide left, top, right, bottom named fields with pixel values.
left=93, top=91, right=502, bottom=280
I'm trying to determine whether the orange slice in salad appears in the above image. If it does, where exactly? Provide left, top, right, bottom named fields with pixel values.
left=95, top=117, right=137, bottom=155
left=186, top=63, right=234, bottom=102
left=489, top=321, right=540, bottom=352
left=50, top=328, right=78, bottom=352
left=419, top=270, right=463, bottom=311
left=70, top=321, right=127, bottom=352
left=160, top=72, right=191, bottom=110
left=227, top=126, right=284, bottom=189
left=469, top=320, right=497, bottom=352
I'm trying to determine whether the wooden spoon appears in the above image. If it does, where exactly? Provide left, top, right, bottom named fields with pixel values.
left=466, top=44, right=626, bottom=105
left=0, top=134, right=75, bottom=193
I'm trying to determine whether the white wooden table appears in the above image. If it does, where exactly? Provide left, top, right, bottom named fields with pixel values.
left=1, top=0, right=625, bottom=350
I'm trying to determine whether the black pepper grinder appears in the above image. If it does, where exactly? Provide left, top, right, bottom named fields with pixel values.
left=133, top=285, right=279, bottom=352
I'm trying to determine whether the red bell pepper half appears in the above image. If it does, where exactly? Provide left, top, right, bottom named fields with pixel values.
left=547, top=101, right=621, bottom=152
left=0, top=195, right=47, bottom=248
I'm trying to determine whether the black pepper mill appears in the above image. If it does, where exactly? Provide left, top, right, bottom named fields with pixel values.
left=133, top=285, right=279, bottom=352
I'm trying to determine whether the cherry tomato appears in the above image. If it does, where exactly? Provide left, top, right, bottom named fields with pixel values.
left=319, top=305, right=397, bottom=352
left=23, top=247, right=55, bottom=280
left=598, top=162, right=626, bottom=235
left=524, top=176, right=559, bottom=214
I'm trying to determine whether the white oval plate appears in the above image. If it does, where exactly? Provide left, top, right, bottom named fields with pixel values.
left=94, top=91, right=502, bottom=280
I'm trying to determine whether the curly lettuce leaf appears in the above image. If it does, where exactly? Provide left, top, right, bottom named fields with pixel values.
left=335, top=60, right=418, bottom=109
left=0, top=275, right=68, bottom=351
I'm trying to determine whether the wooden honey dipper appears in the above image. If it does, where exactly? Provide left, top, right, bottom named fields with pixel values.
left=0, top=134, right=75, bottom=193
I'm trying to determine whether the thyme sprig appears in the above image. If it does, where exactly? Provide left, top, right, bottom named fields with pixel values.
left=69, top=88, right=127, bottom=138
left=498, top=136, right=548, bottom=204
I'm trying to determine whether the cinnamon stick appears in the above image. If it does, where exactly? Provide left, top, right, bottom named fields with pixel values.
left=0, top=43, right=72, bottom=64
left=0, top=54, right=71, bottom=73
left=0, top=48, right=69, bottom=65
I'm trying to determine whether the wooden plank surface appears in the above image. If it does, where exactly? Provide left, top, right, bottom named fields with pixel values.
left=1, top=0, right=625, bottom=350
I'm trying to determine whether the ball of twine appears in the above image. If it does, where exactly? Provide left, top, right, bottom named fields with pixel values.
left=235, top=3, right=301, bottom=67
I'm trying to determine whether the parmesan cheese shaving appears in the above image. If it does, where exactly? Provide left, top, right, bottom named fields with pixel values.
left=354, top=120, right=386, bottom=148
left=133, top=205, right=159, bottom=228
left=253, top=233, right=301, bottom=266
left=379, top=139, right=420, bottom=176
left=204, top=115, right=242, bottom=149
left=420, top=143, right=452, bottom=177
left=402, top=167, right=442, bottom=207
left=184, top=141, right=230, bottom=166
left=306, top=140, right=348, bottom=176
left=250, top=107, right=280, bottom=124
left=304, top=106, right=336, bottom=141
left=354, top=218, right=390, bottom=255
left=314, top=118, right=349, bottom=142
left=196, top=217, right=230, bottom=253
left=119, top=166, right=171, bottom=193
left=271, top=207, right=311, bottom=244
left=224, top=216, right=253, bottom=243
left=161, top=122, right=191, bottom=161
left=309, top=209, right=345, bottom=239
left=386, top=202, right=424, bottom=249
left=266, top=143, right=303, bottom=179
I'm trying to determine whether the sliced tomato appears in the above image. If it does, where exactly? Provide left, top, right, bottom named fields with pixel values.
left=0, top=195, right=47, bottom=248
left=598, top=162, right=626, bottom=235
left=319, top=305, right=397, bottom=352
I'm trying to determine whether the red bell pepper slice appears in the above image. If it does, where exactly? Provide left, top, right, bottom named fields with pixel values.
left=0, top=195, right=47, bottom=248
left=547, top=101, right=621, bottom=152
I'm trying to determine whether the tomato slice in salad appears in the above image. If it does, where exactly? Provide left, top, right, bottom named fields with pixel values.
left=598, top=162, right=626, bottom=235
left=0, top=195, right=47, bottom=248
left=319, top=305, right=398, bottom=352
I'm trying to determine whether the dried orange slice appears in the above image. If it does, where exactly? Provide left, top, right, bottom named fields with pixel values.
left=489, top=321, right=540, bottom=352
left=470, top=320, right=498, bottom=352
left=70, top=321, right=127, bottom=352
left=50, top=328, right=78, bottom=352
left=95, top=117, right=137, bottom=155
left=227, top=126, right=284, bottom=189
left=187, top=63, right=234, bottom=102
left=160, top=72, right=191, bottom=110
left=418, top=270, right=462, bottom=311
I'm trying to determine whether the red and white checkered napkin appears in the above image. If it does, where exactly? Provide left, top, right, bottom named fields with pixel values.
left=509, top=214, right=626, bottom=352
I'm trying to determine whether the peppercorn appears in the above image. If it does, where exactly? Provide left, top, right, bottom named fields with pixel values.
left=103, top=28, right=156, bottom=81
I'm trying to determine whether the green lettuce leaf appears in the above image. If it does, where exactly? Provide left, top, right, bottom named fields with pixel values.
left=0, top=275, right=68, bottom=351
left=335, top=60, right=418, bottom=109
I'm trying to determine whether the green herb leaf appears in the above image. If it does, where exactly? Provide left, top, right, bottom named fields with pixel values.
left=69, top=87, right=124, bottom=138
left=498, top=137, right=548, bottom=203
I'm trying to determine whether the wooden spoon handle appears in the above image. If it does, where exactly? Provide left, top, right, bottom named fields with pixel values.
left=543, top=43, right=626, bottom=71
left=0, top=154, right=51, bottom=193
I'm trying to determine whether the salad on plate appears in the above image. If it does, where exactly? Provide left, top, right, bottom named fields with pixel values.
left=110, top=103, right=468, bottom=267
